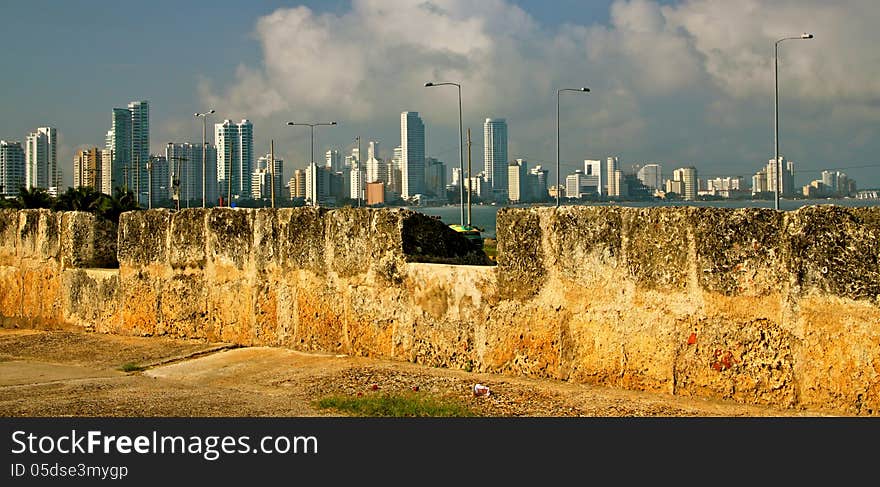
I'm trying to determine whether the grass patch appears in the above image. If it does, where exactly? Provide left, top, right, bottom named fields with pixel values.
left=119, top=362, right=146, bottom=372
left=315, top=392, right=477, bottom=417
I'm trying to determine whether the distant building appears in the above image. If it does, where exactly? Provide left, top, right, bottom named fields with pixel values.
left=26, top=127, right=59, bottom=196
left=706, top=176, right=747, bottom=198
left=215, top=119, right=254, bottom=202
left=752, top=170, right=768, bottom=195
left=483, top=118, right=508, bottom=199
left=671, top=167, right=697, bottom=200
left=289, top=168, right=306, bottom=199
left=529, top=165, right=549, bottom=202
left=424, top=157, right=446, bottom=197
left=366, top=181, right=385, bottom=206
left=148, top=155, right=170, bottom=203
left=73, top=148, right=104, bottom=192
left=400, top=112, right=425, bottom=199
left=764, top=156, right=795, bottom=197
left=252, top=153, right=283, bottom=201
left=325, top=149, right=343, bottom=173
left=365, top=141, right=386, bottom=184
left=508, top=159, right=528, bottom=203
left=0, top=140, right=26, bottom=197
left=583, top=159, right=604, bottom=196
left=565, top=170, right=588, bottom=199
left=605, top=156, right=620, bottom=197
left=166, top=142, right=218, bottom=205
left=637, top=163, right=662, bottom=191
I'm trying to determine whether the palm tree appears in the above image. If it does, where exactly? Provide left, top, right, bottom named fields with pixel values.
left=54, top=186, right=106, bottom=213
left=16, top=186, right=53, bottom=209
left=98, top=187, right=140, bottom=223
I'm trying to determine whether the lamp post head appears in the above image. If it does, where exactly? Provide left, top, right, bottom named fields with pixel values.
left=581, top=87, right=590, bottom=92
left=208, top=109, right=215, bottom=114
left=287, top=122, right=295, bottom=126
left=801, top=33, right=814, bottom=39
left=424, top=82, right=434, bottom=87
left=193, top=113, right=199, bottom=117
left=330, top=121, right=337, bottom=125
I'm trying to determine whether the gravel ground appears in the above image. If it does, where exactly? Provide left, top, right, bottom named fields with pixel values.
left=0, top=328, right=830, bottom=417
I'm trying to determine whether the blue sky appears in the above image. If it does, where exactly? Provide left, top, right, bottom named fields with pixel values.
left=2, top=0, right=878, bottom=189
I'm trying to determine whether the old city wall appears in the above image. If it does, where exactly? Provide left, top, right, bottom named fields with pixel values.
left=0, top=206, right=878, bottom=415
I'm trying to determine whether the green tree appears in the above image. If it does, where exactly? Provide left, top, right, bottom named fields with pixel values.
left=16, top=186, right=53, bottom=209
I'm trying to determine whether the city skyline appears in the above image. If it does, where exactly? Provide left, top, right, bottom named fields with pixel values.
left=1, top=1, right=878, bottom=192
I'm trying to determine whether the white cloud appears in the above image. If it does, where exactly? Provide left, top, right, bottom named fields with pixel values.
left=200, top=0, right=880, bottom=184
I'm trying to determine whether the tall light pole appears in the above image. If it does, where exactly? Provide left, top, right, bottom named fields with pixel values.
left=774, top=33, right=813, bottom=211
left=194, top=110, right=215, bottom=208
left=287, top=121, right=337, bottom=207
left=556, top=87, right=590, bottom=207
left=425, top=81, right=464, bottom=226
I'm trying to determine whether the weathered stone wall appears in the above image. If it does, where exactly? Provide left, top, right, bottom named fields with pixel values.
left=1, top=205, right=878, bottom=416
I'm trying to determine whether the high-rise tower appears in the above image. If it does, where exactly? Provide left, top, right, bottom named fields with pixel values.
left=400, top=112, right=425, bottom=199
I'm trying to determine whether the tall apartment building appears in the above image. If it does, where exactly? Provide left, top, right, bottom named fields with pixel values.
left=765, top=157, right=795, bottom=197
left=105, top=108, right=131, bottom=193
left=425, top=157, right=446, bottom=198
left=583, top=159, right=604, bottom=196
left=508, top=159, right=528, bottom=203
left=215, top=119, right=253, bottom=202
left=73, top=148, right=103, bottom=191
left=252, top=153, right=283, bottom=201
left=325, top=149, right=343, bottom=173
left=400, top=112, right=425, bottom=199
left=128, top=101, right=150, bottom=201
left=483, top=118, right=508, bottom=198
left=289, top=168, right=306, bottom=199
left=0, top=140, right=26, bottom=197
left=365, top=141, right=386, bottom=184
left=25, top=127, right=58, bottom=195
left=147, top=155, right=170, bottom=204
left=529, top=165, right=549, bottom=201
left=166, top=143, right=218, bottom=206
left=637, top=163, right=662, bottom=190
left=605, top=156, right=621, bottom=197
left=672, top=166, right=698, bottom=200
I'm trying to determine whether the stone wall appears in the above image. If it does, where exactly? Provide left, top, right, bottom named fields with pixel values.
left=1, top=205, right=878, bottom=416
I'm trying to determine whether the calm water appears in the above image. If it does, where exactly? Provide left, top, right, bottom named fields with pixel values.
left=411, top=198, right=880, bottom=239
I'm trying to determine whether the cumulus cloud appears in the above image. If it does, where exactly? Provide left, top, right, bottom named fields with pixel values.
left=201, top=0, right=880, bottom=183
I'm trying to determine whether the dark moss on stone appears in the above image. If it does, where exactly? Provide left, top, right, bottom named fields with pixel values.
left=693, top=208, right=784, bottom=296
left=326, top=208, right=374, bottom=277
left=117, top=210, right=171, bottom=266
left=785, top=205, right=880, bottom=301
left=169, top=209, right=208, bottom=269
left=622, top=207, right=690, bottom=289
left=496, top=208, right=545, bottom=300
left=554, top=206, right=623, bottom=280
left=207, top=208, right=253, bottom=270
left=277, top=207, right=327, bottom=273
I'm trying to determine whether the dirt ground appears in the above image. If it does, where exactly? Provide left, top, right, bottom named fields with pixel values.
left=0, top=328, right=833, bottom=417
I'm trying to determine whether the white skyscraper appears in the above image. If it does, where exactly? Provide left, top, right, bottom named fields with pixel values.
left=325, top=149, right=343, bottom=173
left=606, top=156, right=620, bottom=197
left=252, top=153, right=283, bottom=201
left=584, top=159, right=604, bottom=196
left=365, top=141, right=386, bottom=184
left=215, top=119, right=254, bottom=202
left=400, top=112, right=425, bottom=199
left=1, top=140, right=26, bottom=197
left=508, top=159, right=528, bottom=203
left=483, top=118, right=508, bottom=197
left=25, top=127, right=58, bottom=195
left=637, top=163, right=662, bottom=190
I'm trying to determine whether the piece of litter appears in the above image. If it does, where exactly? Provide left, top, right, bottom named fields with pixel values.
left=473, top=383, right=490, bottom=397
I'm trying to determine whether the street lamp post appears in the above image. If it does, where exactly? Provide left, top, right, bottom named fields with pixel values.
left=425, top=81, right=464, bottom=226
left=774, top=33, right=813, bottom=211
left=194, top=109, right=215, bottom=208
left=287, top=121, right=337, bottom=207
left=556, top=87, right=590, bottom=207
